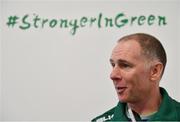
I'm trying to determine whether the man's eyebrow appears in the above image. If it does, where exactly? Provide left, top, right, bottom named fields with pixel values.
left=109, top=59, right=129, bottom=64
left=109, top=59, right=114, bottom=63
left=118, top=59, right=130, bottom=64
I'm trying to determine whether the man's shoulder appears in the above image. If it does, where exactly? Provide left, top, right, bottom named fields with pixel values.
left=172, top=99, right=180, bottom=107
left=91, top=107, right=116, bottom=122
left=172, top=99, right=180, bottom=116
left=161, top=87, right=180, bottom=119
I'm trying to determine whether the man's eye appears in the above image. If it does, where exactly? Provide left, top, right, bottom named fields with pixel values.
left=111, top=63, right=115, bottom=67
left=119, top=63, right=130, bottom=68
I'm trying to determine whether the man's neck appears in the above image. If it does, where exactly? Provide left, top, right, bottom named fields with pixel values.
left=128, top=88, right=162, bottom=116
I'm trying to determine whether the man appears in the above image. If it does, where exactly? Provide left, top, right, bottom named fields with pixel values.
left=92, top=33, right=180, bottom=121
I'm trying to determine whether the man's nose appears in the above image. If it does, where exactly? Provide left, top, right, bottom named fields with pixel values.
left=110, top=66, right=122, bottom=81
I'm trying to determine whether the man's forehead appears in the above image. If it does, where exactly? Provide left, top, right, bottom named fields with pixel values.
left=113, top=40, right=141, bottom=53
left=110, top=40, right=143, bottom=61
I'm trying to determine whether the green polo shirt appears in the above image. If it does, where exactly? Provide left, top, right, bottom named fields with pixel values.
left=92, top=87, right=180, bottom=121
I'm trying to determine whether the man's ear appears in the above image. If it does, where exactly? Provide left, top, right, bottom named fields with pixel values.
left=150, top=62, right=164, bottom=81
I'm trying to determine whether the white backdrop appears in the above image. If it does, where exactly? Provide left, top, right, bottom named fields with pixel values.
left=1, top=0, right=180, bottom=121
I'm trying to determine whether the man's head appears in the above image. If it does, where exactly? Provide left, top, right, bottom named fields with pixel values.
left=110, top=33, right=167, bottom=103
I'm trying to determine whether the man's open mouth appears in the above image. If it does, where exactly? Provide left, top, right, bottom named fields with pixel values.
left=116, top=86, right=127, bottom=94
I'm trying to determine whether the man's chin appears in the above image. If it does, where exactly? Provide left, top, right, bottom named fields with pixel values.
left=118, top=96, right=128, bottom=103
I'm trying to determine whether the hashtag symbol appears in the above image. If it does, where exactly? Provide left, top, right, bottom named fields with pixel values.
left=7, top=16, right=19, bottom=27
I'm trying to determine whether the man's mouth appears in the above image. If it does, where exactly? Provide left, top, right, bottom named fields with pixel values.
left=115, top=86, right=127, bottom=94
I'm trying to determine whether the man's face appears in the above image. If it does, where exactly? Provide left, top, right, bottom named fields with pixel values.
left=110, top=40, right=152, bottom=103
